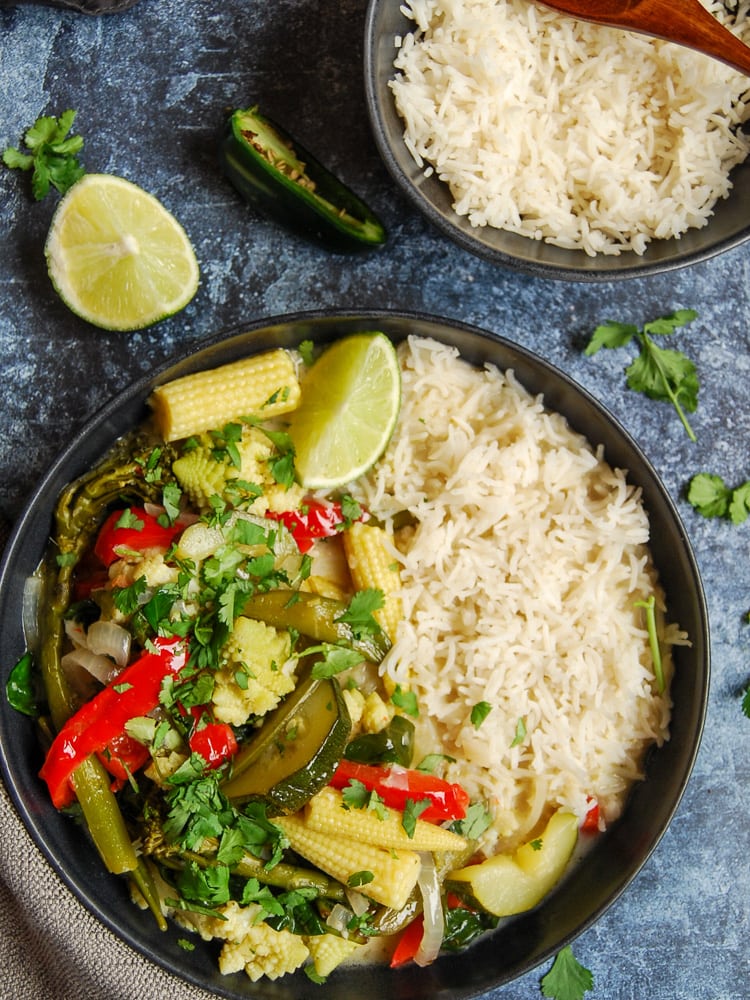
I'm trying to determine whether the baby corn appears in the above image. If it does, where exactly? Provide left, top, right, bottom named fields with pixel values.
left=149, top=349, right=301, bottom=441
left=275, top=813, right=421, bottom=911
left=305, top=787, right=468, bottom=853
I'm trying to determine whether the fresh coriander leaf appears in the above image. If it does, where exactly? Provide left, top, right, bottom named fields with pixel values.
left=391, top=684, right=419, bottom=718
left=728, top=483, right=750, bottom=525
left=3, top=110, right=85, bottom=200
left=625, top=337, right=698, bottom=440
left=310, top=644, right=364, bottom=679
left=742, top=682, right=750, bottom=720
left=177, top=938, right=195, bottom=951
left=112, top=682, right=133, bottom=694
left=341, top=778, right=369, bottom=810
left=336, top=588, right=384, bottom=639
left=584, top=320, right=638, bottom=356
left=6, top=651, right=40, bottom=717
left=416, top=752, right=456, bottom=774
left=112, top=576, right=148, bottom=616
left=687, top=473, right=732, bottom=519
left=450, top=801, right=493, bottom=840
left=584, top=310, right=698, bottom=440
left=347, top=870, right=375, bottom=888
left=402, top=797, right=430, bottom=838
left=530, top=837, right=543, bottom=851
left=540, top=945, right=594, bottom=1000
left=471, top=700, right=492, bottom=729
left=510, top=716, right=527, bottom=747
left=643, top=308, right=698, bottom=335
left=115, top=508, right=144, bottom=531
left=161, top=482, right=182, bottom=525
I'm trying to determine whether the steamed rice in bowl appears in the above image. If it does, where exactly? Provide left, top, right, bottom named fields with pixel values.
left=390, top=0, right=750, bottom=256
left=356, top=336, right=687, bottom=852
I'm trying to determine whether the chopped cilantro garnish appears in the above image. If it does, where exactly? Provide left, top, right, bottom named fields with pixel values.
left=3, top=109, right=85, bottom=199
left=471, top=700, right=492, bottom=729
left=391, top=684, right=419, bottom=718
left=510, top=716, right=527, bottom=747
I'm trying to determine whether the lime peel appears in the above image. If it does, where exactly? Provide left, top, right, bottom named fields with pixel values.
left=289, top=332, right=401, bottom=490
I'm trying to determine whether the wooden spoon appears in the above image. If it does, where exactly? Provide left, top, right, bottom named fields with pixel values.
left=538, top=0, right=750, bottom=76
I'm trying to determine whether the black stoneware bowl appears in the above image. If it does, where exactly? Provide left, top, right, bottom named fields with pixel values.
left=0, top=311, right=709, bottom=999
left=364, top=0, right=750, bottom=281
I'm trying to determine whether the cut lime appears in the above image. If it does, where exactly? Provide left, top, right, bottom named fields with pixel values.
left=44, top=173, right=200, bottom=331
left=289, top=332, right=401, bottom=489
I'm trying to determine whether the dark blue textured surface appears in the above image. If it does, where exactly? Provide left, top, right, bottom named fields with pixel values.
left=0, top=2, right=748, bottom=998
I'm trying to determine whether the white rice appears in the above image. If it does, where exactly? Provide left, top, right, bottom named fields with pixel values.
left=356, top=337, right=685, bottom=850
left=391, top=0, right=750, bottom=255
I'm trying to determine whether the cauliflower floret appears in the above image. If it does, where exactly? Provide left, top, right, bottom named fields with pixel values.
left=342, top=687, right=366, bottom=729
left=361, top=691, right=394, bottom=734
left=172, top=426, right=303, bottom=512
left=109, top=551, right=179, bottom=590
left=218, top=925, right=309, bottom=981
left=213, top=617, right=296, bottom=726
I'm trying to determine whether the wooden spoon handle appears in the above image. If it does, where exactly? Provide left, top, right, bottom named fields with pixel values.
left=542, top=0, right=750, bottom=77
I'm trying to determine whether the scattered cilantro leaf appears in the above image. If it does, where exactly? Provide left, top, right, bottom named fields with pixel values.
left=510, top=716, right=527, bottom=747
left=3, top=109, right=85, bottom=200
left=336, top=588, right=385, bottom=639
left=348, top=870, right=375, bottom=888
left=298, top=340, right=315, bottom=367
left=416, top=752, right=456, bottom=774
left=309, top=643, right=364, bottom=679
left=471, top=700, right=492, bottom=729
left=687, top=472, right=750, bottom=524
left=584, top=309, right=698, bottom=441
left=450, top=801, right=493, bottom=840
left=391, top=684, right=419, bottom=718
left=742, top=682, right=750, bottom=720
left=540, top=946, right=594, bottom=1000
left=402, top=797, right=430, bottom=838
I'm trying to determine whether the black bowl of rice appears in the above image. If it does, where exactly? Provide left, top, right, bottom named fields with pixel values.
left=365, top=0, right=750, bottom=280
left=0, top=310, right=708, bottom=999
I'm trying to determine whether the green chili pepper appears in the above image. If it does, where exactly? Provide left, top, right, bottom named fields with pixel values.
left=220, top=105, right=387, bottom=253
left=344, top=714, right=415, bottom=767
left=6, top=651, right=40, bottom=717
left=240, top=590, right=390, bottom=663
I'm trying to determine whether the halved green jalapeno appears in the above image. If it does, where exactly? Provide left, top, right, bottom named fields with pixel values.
left=220, top=106, right=387, bottom=253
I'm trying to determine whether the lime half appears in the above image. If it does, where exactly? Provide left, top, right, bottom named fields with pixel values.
left=44, top=173, right=200, bottom=331
left=289, top=332, right=401, bottom=489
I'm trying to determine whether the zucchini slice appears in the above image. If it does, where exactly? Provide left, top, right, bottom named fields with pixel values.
left=222, top=674, right=351, bottom=814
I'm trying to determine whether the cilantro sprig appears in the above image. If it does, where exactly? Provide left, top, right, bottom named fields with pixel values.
left=584, top=309, right=698, bottom=441
left=3, top=110, right=85, bottom=200
left=540, top=945, right=594, bottom=1000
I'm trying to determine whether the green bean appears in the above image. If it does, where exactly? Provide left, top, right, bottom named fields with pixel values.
left=36, top=435, right=169, bottom=923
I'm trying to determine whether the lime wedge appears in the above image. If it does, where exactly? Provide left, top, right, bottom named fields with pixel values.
left=44, top=173, right=200, bottom=331
left=289, top=332, right=401, bottom=489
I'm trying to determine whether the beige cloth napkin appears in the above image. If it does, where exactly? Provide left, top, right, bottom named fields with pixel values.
left=0, top=779, right=212, bottom=1000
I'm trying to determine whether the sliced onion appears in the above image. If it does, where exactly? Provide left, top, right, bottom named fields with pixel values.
left=22, top=574, right=43, bottom=652
left=345, top=888, right=370, bottom=918
left=61, top=647, right=118, bottom=685
left=325, top=903, right=354, bottom=937
left=414, top=853, right=444, bottom=967
left=87, top=620, right=131, bottom=668
left=64, top=618, right=88, bottom=649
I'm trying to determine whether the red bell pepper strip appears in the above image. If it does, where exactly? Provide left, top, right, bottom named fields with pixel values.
left=266, top=499, right=361, bottom=554
left=93, top=506, right=182, bottom=567
left=97, top=730, right=150, bottom=785
left=390, top=914, right=424, bottom=968
left=330, top=761, right=470, bottom=824
left=581, top=798, right=602, bottom=833
left=39, top=636, right=188, bottom=808
left=189, top=721, right=238, bottom=769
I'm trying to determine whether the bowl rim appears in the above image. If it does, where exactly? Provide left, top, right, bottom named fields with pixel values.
left=0, top=308, right=710, bottom=999
left=363, top=0, right=750, bottom=281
